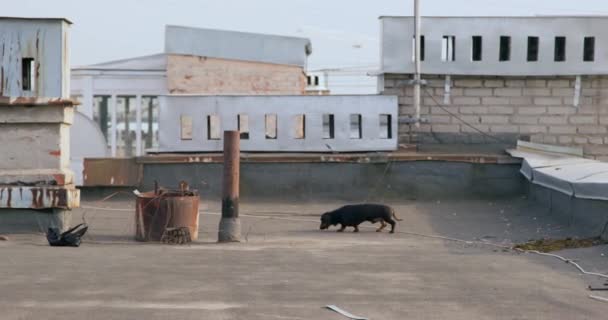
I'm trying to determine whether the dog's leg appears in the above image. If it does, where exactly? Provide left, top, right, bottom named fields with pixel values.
left=376, top=221, right=387, bottom=232
left=388, top=219, right=396, bottom=233
left=353, top=225, right=360, bottom=233
left=337, top=224, right=346, bottom=232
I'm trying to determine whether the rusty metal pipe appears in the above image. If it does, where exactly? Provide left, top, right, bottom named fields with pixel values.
left=218, top=131, right=241, bottom=242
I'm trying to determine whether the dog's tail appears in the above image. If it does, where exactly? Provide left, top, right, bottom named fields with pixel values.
left=391, top=208, right=403, bottom=221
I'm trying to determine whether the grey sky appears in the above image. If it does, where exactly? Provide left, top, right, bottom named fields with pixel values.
left=5, top=0, right=608, bottom=69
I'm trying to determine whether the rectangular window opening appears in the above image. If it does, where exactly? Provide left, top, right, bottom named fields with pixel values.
left=314, top=76, right=319, bottom=86
left=471, top=36, right=483, bottom=61
left=294, top=114, right=305, bottom=139
left=207, top=115, right=221, bottom=140
left=411, top=35, right=425, bottom=61
left=265, top=114, right=277, bottom=139
left=499, top=36, right=511, bottom=61
left=527, top=36, right=539, bottom=62
left=349, top=114, right=362, bottom=139
left=555, top=36, right=566, bottom=62
left=379, top=114, right=392, bottom=139
left=584, top=37, right=595, bottom=62
left=307, top=76, right=312, bottom=86
left=238, top=114, right=249, bottom=140
left=180, top=115, right=193, bottom=140
left=322, top=114, right=335, bottom=139
left=441, top=36, right=455, bottom=62
left=22, top=57, right=35, bottom=91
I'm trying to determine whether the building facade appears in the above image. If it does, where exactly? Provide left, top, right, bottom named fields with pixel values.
left=71, top=26, right=312, bottom=157
left=379, top=16, right=608, bottom=160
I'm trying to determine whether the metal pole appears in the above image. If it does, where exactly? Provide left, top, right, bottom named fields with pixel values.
left=413, top=0, right=422, bottom=127
left=218, top=130, right=241, bottom=242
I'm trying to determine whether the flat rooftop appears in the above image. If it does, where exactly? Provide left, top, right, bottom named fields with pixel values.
left=1, top=197, right=607, bottom=319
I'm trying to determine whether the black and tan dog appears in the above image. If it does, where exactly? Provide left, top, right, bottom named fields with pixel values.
left=319, top=204, right=402, bottom=233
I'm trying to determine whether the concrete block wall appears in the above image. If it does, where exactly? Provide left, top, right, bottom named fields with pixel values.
left=167, top=55, right=307, bottom=95
left=383, top=74, right=608, bottom=160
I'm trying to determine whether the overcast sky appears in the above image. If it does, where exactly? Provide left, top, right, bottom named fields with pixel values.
left=5, top=0, right=608, bottom=69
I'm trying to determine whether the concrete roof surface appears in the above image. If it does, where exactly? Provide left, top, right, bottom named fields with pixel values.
left=1, top=198, right=607, bottom=319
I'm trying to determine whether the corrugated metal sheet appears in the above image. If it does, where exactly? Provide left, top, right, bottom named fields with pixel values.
left=508, top=142, right=608, bottom=201
left=165, top=25, right=311, bottom=67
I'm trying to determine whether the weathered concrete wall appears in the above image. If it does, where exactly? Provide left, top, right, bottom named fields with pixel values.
left=141, top=162, right=525, bottom=201
left=0, top=18, right=71, bottom=98
left=167, top=54, right=306, bottom=95
left=383, top=74, right=608, bottom=161
left=527, top=183, right=608, bottom=239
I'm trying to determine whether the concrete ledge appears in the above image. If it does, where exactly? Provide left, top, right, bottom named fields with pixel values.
left=141, top=161, right=525, bottom=201
left=528, top=183, right=608, bottom=240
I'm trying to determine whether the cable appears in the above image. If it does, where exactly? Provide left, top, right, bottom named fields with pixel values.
left=422, top=86, right=512, bottom=144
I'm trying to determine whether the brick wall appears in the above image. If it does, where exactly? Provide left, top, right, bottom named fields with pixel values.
left=383, top=74, right=608, bottom=161
left=167, top=54, right=307, bottom=95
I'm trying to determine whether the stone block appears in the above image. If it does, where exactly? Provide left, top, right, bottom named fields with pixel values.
left=464, top=88, right=494, bottom=97
left=459, top=106, right=487, bottom=114
left=511, top=115, right=539, bottom=124
left=518, top=107, right=547, bottom=115
left=482, top=97, right=510, bottom=105
left=453, top=97, right=481, bottom=105
left=488, top=106, right=515, bottom=114
left=569, top=116, right=597, bottom=125
left=534, top=97, right=563, bottom=106
left=525, top=79, right=547, bottom=88
left=481, top=115, right=509, bottom=124
left=549, top=126, right=577, bottom=134
left=490, top=125, right=519, bottom=133
left=539, top=116, right=568, bottom=125
left=494, top=88, right=523, bottom=97
left=548, top=79, right=572, bottom=88
left=454, top=79, right=483, bottom=87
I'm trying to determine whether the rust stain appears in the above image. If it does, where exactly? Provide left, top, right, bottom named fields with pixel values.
left=52, top=174, right=65, bottom=186
left=184, top=75, right=193, bottom=80
left=6, top=188, right=12, bottom=208
left=1, top=67, right=3, bottom=96
left=49, top=150, right=61, bottom=156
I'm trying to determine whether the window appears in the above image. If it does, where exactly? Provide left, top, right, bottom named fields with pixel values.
left=238, top=114, right=249, bottom=140
left=207, top=115, right=221, bottom=140
left=265, top=114, right=277, bottom=139
left=322, top=114, right=334, bottom=139
left=412, top=35, right=425, bottom=61
left=294, top=114, right=305, bottom=139
left=499, top=36, right=511, bottom=61
left=379, top=114, right=392, bottom=139
left=584, top=37, right=595, bottom=62
left=314, top=76, right=319, bottom=86
left=471, top=36, right=482, bottom=61
left=180, top=115, right=193, bottom=140
left=22, top=57, right=35, bottom=91
left=441, top=36, right=455, bottom=61
left=349, top=114, right=362, bottom=139
left=527, top=37, right=539, bottom=62
left=555, top=36, right=566, bottom=62
left=307, top=76, right=312, bottom=86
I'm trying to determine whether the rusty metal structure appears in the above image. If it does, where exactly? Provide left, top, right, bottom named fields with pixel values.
left=0, top=17, right=79, bottom=232
left=218, top=131, right=241, bottom=242
left=135, top=182, right=200, bottom=242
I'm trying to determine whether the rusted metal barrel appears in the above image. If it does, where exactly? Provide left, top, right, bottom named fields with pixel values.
left=135, top=183, right=199, bottom=242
